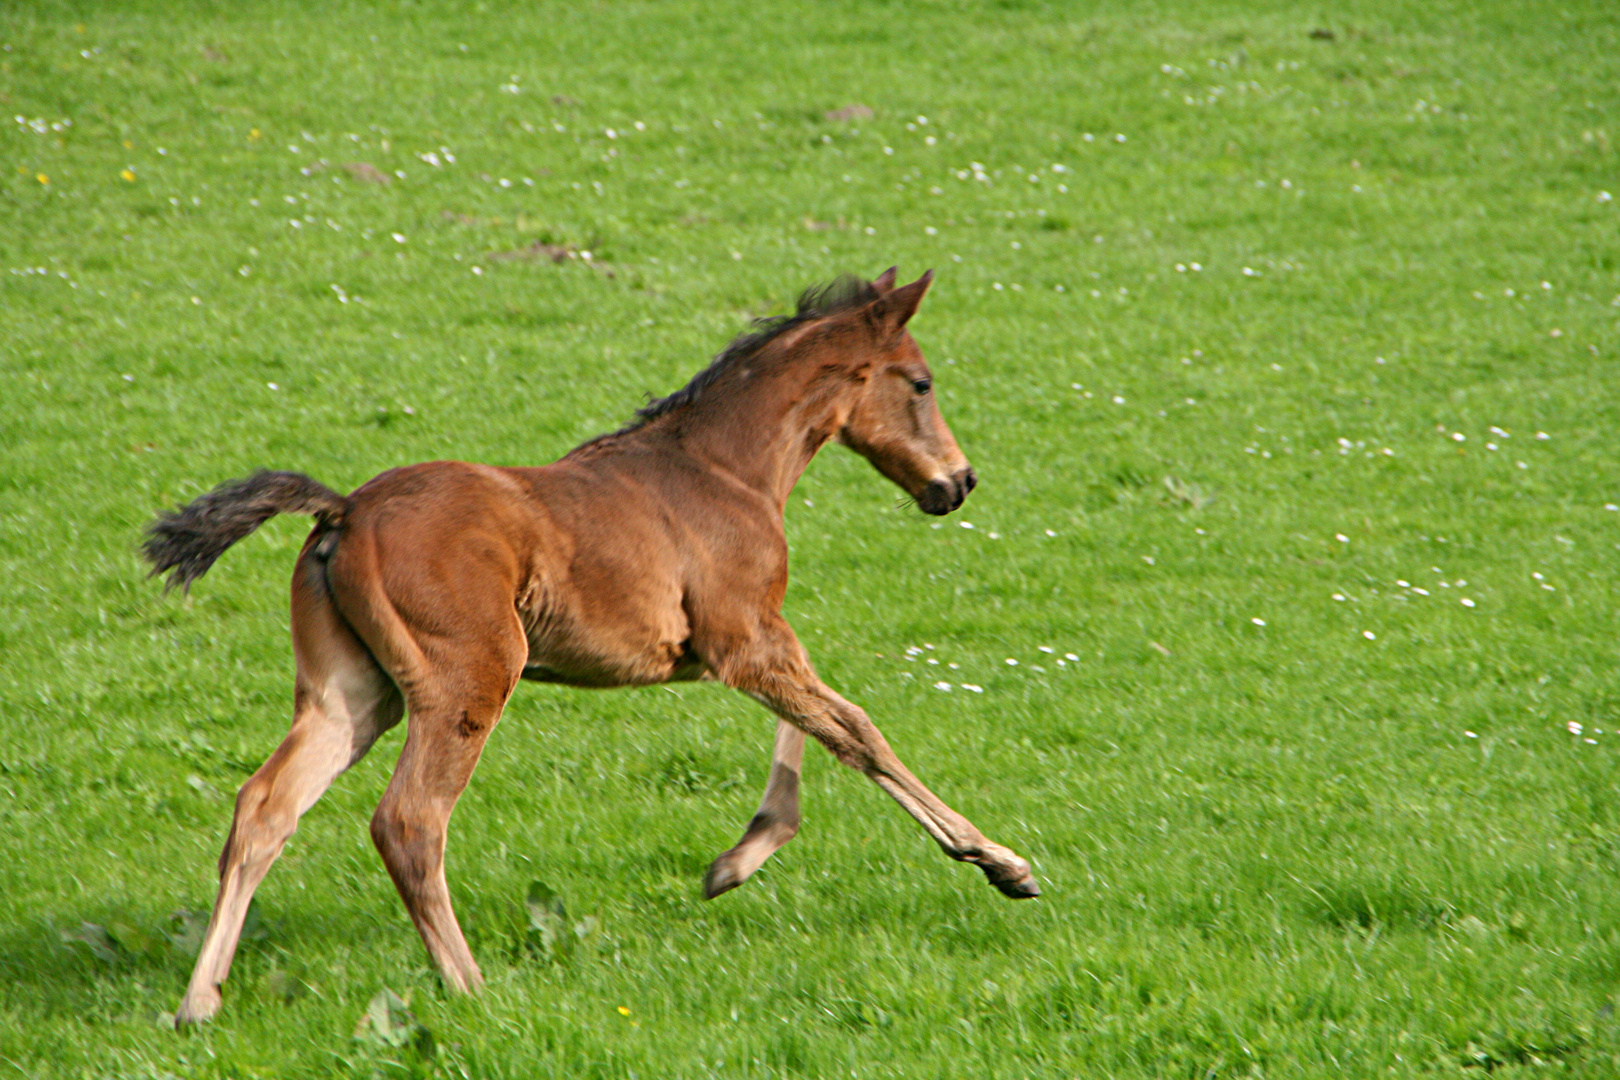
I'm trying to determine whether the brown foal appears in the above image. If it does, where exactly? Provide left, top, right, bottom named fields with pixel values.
left=145, top=268, right=1037, bottom=1026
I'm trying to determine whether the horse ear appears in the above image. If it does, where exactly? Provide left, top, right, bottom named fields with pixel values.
left=870, top=269, right=932, bottom=331
left=872, top=266, right=899, bottom=295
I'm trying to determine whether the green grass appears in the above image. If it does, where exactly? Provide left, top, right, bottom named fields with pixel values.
left=3, top=0, right=1620, bottom=1075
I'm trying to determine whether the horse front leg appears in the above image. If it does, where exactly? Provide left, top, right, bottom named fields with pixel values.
left=703, top=719, right=804, bottom=898
left=714, top=616, right=1039, bottom=898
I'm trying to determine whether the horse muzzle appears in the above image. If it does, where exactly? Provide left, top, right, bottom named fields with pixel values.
left=918, top=466, right=977, bottom=515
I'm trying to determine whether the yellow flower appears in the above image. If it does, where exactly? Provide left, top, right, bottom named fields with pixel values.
left=36, top=173, right=48, bottom=185
left=120, top=168, right=135, bottom=181
left=250, top=128, right=261, bottom=140
left=123, top=140, right=133, bottom=149
left=617, top=1006, right=630, bottom=1016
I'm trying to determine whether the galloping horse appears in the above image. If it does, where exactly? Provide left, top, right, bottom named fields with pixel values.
left=145, top=268, right=1038, bottom=1026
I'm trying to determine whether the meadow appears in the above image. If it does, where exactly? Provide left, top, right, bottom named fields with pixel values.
left=2, top=0, right=1619, bottom=1075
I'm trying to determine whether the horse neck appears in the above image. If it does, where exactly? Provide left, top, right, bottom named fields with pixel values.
left=675, top=339, right=858, bottom=511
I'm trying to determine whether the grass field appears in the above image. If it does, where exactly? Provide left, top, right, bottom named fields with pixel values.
left=3, top=0, right=1620, bottom=1075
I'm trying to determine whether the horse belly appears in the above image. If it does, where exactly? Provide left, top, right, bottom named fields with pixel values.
left=519, top=586, right=699, bottom=688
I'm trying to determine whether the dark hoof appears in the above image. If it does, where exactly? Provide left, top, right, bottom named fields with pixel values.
left=984, top=864, right=1041, bottom=899
left=702, top=858, right=744, bottom=900
left=995, top=875, right=1041, bottom=899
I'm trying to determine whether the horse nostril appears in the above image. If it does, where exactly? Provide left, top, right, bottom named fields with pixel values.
left=960, top=467, right=978, bottom=495
left=919, top=479, right=954, bottom=515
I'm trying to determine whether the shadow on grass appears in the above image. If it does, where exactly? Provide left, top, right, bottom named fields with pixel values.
left=0, top=904, right=395, bottom=1019
left=1304, top=880, right=1453, bottom=932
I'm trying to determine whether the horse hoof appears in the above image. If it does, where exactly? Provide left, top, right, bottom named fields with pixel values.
left=702, top=858, right=745, bottom=900
left=982, top=858, right=1041, bottom=899
left=174, top=987, right=222, bottom=1027
left=993, top=874, right=1041, bottom=899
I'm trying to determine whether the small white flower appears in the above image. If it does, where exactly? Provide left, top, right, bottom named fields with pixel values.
left=1065, top=653, right=1079, bottom=662
left=1569, top=721, right=1584, bottom=736
left=1251, top=617, right=1266, bottom=627
left=933, top=681, right=952, bottom=691
left=1465, top=731, right=1477, bottom=738
left=1335, top=534, right=1349, bottom=543
left=1461, top=598, right=1475, bottom=608
left=1452, top=432, right=1465, bottom=442
left=391, top=232, right=406, bottom=243
left=1112, top=395, right=1125, bottom=405
left=1332, top=593, right=1345, bottom=601
left=267, top=382, right=279, bottom=390
left=1005, top=658, right=1018, bottom=666
left=959, top=521, right=975, bottom=530
left=1535, top=431, right=1549, bottom=440
left=1362, top=630, right=1376, bottom=640
left=1412, top=587, right=1429, bottom=596
left=962, top=684, right=984, bottom=693
left=1038, top=646, right=1055, bottom=654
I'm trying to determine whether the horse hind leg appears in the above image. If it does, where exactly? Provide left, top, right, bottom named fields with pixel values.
left=704, top=719, right=804, bottom=898
left=175, top=560, right=402, bottom=1026
left=366, top=619, right=527, bottom=994
left=368, top=692, right=518, bottom=992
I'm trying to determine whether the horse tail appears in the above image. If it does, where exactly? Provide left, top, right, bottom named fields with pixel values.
left=143, top=470, right=350, bottom=593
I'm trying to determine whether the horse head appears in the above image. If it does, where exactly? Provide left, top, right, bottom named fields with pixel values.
left=836, top=269, right=977, bottom=515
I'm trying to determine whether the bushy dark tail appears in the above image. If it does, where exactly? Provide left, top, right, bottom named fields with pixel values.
left=143, top=470, right=349, bottom=593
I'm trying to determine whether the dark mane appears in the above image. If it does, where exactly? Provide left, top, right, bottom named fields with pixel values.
left=627, top=274, right=879, bottom=431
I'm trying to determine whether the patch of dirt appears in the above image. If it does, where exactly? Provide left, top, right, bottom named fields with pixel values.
left=342, top=162, right=391, bottom=184
left=825, top=104, right=873, bottom=121
left=487, top=240, right=579, bottom=263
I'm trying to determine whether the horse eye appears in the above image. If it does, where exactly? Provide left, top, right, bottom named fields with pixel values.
left=912, top=378, right=932, bottom=395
